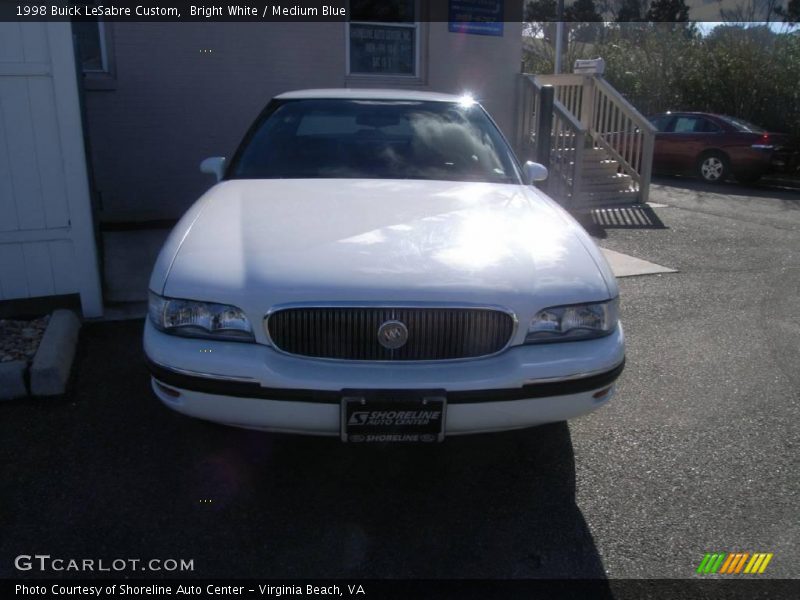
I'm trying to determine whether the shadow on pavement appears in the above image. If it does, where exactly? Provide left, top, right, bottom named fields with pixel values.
left=0, top=320, right=609, bottom=583
left=573, top=203, right=667, bottom=239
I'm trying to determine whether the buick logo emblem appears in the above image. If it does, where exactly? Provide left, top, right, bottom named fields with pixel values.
left=377, top=320, right=408, bottom=350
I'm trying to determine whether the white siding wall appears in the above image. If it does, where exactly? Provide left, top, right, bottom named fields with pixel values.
left=0, top=23, right=102, bottom=316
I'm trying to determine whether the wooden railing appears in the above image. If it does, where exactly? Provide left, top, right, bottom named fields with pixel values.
left=516, top=74, right=587, bottom=207
left=517, top=72, right=656, bottom=206
left=589, top=76, right=656, bottom=204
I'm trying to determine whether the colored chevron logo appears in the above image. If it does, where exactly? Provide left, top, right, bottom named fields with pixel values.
left=696, top=552, right=774, bottom=574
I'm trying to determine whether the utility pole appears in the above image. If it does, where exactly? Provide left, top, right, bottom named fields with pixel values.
left=554, top=0, right=565, bottom=74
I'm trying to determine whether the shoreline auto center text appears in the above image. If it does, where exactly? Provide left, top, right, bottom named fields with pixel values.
left=15, top=584, right=366, bottom=597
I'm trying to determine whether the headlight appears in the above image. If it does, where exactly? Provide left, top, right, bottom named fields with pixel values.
left=525, top=298, right=618, bottom=343
left=148, top=292, right=254, bottom=341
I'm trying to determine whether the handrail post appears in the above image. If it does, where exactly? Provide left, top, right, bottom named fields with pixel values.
left=518, top=75, right=541, bottom=162
left=639, top=132, right=654, bottom=204
left=570, top=131, right=586, bottom=209
left=515, top=74, right=527, bottom=156
left=536, top=85, right=554, bottom=169
left=580, top=75, right=596, bottom=132
left=535, top=85, right=554, bottom=192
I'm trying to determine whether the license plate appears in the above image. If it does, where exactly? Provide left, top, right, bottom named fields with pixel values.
left=341, top=391, right=446, bottom=443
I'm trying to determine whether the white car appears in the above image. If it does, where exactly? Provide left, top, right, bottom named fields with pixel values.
left=144, top=89, right=624, bottom=443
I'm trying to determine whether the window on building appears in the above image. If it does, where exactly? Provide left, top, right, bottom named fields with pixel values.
left=348, top=0, right=419, bottom=77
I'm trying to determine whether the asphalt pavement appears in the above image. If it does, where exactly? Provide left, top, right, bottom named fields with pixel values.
left=1, top=177, right=798, bottom=580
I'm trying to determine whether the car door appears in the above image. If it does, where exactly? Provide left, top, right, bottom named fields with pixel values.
left=657, top=115, right=711, bottom=174
left=649, top=115, right=673, bottom=172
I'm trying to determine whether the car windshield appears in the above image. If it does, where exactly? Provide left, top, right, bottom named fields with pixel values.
left=228, top=99, right=520, bottom=184
left=719, top=115, right=767, bottom=133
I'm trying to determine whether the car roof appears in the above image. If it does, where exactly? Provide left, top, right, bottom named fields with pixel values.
left=654, top=111, right=723, bottom=118
left=274, top=88, right=467, bottom=103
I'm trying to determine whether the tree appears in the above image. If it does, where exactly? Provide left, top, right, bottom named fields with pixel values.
left=594, top=24, right=702, bottom=114
left=720, top=0, right=782, bottom=22
left=565, top=0, right=603, bottom=20
left=524, top=0, right=558, bottom=22
left=523, top=0, right=558, bottom=45
left=615, top=0, right=647, bottom=21
left=689, top=25, right=800, bottom=138
left=645, top=0, right=690, bottom=22
left=522, top=0, right=558, bottom=73
left=565, top=0, right=603, bottom=42
left=522, top=0, right=604, bottom=72
left=775, top=0, right=800, bottom=21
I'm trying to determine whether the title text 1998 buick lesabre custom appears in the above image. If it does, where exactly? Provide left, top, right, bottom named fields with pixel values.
left=144, top=89, right=625, bottom=443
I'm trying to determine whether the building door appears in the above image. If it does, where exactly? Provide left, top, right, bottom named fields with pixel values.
left=0, top=23, right=102, bottom=316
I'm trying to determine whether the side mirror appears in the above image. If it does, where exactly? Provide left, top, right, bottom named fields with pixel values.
left=523, top=161, right=548, bottom=184
left=200, top=156, right=226, bottom=182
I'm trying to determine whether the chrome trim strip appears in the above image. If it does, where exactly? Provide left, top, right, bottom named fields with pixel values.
left=148, top=359, right=258, bottom=383
left=263, top=301, right=519, bottom=364
left=521, top=359, right=626, bottom=385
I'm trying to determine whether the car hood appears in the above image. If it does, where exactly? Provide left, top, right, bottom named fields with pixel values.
left=153, top=179, right=615, bottom=329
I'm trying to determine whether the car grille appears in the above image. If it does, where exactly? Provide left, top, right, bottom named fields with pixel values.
left=266, top=307, right=515, bottom=361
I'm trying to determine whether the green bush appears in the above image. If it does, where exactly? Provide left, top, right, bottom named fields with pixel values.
left=524, top=24, right=800, bottom=140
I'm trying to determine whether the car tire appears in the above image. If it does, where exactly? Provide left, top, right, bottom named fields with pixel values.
left=697, top=152, right=729, bottom=183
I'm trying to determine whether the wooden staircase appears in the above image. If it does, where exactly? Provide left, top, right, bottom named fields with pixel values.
left=574, top=147, right=639, bottom=205
left=516, top=72, right=656, bottom=209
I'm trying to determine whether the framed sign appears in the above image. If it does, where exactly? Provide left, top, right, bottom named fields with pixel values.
left=349, top=23, right=417, bottom=75
left=448, top=0, right=504, bottom=37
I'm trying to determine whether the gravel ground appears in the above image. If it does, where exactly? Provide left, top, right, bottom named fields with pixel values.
left=0, top=315, right=49, bottom=363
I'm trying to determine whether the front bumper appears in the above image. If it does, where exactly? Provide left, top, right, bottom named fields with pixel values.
left=143, top=320, right=625, bottom=436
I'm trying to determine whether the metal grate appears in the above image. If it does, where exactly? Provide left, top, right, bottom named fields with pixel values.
left=266, top=307, right=515, bottom=361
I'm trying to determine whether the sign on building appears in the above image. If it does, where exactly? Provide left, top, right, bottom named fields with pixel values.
left=448, top=0, right=504, bottom=37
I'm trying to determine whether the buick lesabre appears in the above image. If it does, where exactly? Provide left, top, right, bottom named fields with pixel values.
left=144, top=89, right=625, bottom=443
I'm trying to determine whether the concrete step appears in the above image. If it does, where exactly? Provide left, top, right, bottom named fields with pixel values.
left=570, top=161, right=619, bottom=179
left=580, top=173, right=634, bottom=192
left=581, top=158, right=618, bottom=168
left=569, top=172, right=631, bottom=185
left=582, top=162, right=620, bottom=175
left=582, top=148, right=614, bottom=162
left=583, top=170, right=630, bottom=180
left=581, top=158, right=619, bottom=169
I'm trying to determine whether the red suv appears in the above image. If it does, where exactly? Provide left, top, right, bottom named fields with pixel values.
left=648, top=112, right=797, bottom=184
